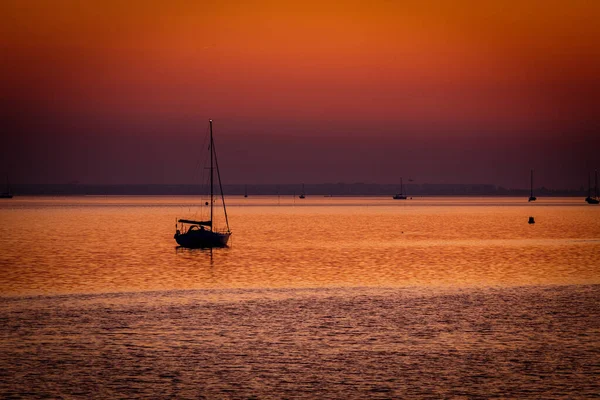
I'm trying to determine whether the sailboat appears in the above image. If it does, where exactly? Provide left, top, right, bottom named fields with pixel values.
left=174, top=120, right=232, bottom=248
left=393, top=177, right=407, bottom=200
left=585, top=170, right=599, bottom=204
left=244, top=184, right=248, bottom=198
left=528, top=169, right=537, bottom=202
left=299, top=183, right=306, bottom=199
left=0, top=176, right=13, bottom=199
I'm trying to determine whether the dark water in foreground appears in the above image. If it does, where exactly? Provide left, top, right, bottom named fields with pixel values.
left=2, top=286, right=599, bottom=399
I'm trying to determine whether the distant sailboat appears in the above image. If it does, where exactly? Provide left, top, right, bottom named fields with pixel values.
left=244, top=184, right=248, bottom=198
left=585, top=170, right=599, bottom=204
left=0, top=176, right=13, bottom=199
left=393, top=177, right=407, bottom=200
left=299, top=183, right=306, bottom=199
left=174, top=120, right=232, bottom=248
left=528, top=169, right=537, bottom=202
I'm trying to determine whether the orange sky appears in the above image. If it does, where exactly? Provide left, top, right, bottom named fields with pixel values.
left=1, top=1, right=599, bottom=186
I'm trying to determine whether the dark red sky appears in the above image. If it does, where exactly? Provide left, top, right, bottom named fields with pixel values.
left=2, top=1, right=599, bottom=189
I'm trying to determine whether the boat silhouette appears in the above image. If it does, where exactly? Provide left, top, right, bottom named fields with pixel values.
left=585, top=169, right=599, bottom=204
left=528, top=169, right=537, bottom=202
left=0, top=176, right=13, bottom=199
left=393, top=177, right=407, bottom=200
left=174, top=120, right=231, bottom=248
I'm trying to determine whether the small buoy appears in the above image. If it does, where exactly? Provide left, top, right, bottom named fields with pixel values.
left=528, top=216, right=535, bottom=224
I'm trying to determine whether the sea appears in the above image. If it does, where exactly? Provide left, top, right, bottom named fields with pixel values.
left=1, top=196, right=599, bottom=398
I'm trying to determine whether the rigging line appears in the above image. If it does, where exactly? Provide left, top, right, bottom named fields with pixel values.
left=191, top=124, right=212, bottom=220
left=195, top=162, right=211, bottom=221
left=195, top=124, right=210, bottom=181
left=211, top=133, right=231, bottom=232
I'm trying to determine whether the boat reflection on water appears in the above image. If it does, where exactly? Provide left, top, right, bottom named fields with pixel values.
left=175, top=245, right=217, bottom=265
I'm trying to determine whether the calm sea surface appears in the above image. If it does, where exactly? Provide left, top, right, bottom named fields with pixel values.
left=1, top=196, right=599, bottom=398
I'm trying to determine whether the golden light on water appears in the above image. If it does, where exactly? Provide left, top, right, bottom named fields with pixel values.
left=2, top=196, right=599, bottom=296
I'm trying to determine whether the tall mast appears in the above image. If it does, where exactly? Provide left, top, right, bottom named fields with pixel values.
left=401, top=177, right=403, bottom=195
left=530, top=169, right=534, bottom=197
left=209, top=119, right=214, bottom=232
left=589, top=171, right=592, bottom=198
left=596, top=169, right=599, bottom=199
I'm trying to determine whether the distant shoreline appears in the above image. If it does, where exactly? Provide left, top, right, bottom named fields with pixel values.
left=5, top=184, right=588, bottom=197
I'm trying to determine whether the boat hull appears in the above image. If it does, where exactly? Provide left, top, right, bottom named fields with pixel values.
left=585, top=197, right=599, bottom=204
left=175, top=230, right=231, bottom=248
left=393, top=195, right=407, bottom=200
